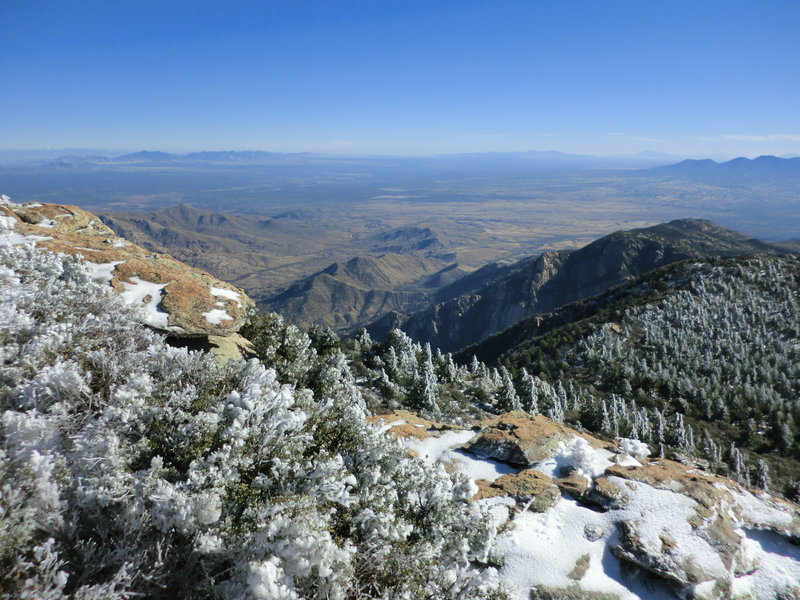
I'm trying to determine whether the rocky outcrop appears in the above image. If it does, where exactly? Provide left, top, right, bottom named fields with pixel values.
left=392, top=408, right=800, bottom=600
left=589, top=459, right=800, bottom=589
left=1, top=198, right=254, bottom=343
left=463, top=411, right=607, bottom=466
left=474, top=469, right=561, bottom=512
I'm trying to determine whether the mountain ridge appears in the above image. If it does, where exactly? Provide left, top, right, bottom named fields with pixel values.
left=367, top=219, right=794, bottom=352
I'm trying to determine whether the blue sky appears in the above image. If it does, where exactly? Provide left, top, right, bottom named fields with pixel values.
left=1, top=0, right=798, bottom=157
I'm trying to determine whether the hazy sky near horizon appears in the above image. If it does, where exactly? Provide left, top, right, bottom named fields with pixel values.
left=1, top=0, right=798, bottom=157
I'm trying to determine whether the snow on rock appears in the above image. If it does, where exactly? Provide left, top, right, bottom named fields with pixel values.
left=474, top=469, right=560, bottom=511
left=727, top=487, right=799, bottom=534
left=0, top=199, right=254, bottom=339
left=85, top=260, right=124, bottom=285
left=732, top=529, right=800, bottom=599
left=403, top=429, right=476, bottom=464
left=369, top=411, right=518, bottom=484
left=445, top=449, right=518, bottom=483
left=120, top=277, right=171, bottom=329
left=202, top=308, right=233, bottom=325
left=609, top=476, right=729, bottom=585
left=211, top=286, right=242, bottom=305
left=400, top=410, right=800, bottom=600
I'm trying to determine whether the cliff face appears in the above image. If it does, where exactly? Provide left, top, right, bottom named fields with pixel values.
left=370, top=219, right=790, bottom=353
left=0, top=196, right=253, bottom=357
left=371, top=250, right=567, bottom=351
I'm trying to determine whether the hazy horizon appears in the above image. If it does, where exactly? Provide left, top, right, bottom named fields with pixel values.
left=1, top=146, right=798, bottom=162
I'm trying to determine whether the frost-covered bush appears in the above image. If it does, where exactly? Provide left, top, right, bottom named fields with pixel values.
left=0, top=243, right=500, bottom=599
left=617, top=438, right=650, bottom=460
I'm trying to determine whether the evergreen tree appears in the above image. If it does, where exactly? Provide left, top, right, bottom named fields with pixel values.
left=496, top=367, right=522, bottom=412
left=754, top=459, right=771, bottom=490
left=520, top=368, right=539, bottom=415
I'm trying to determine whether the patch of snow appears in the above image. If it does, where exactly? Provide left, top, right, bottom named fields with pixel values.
left=488, top=495, right=674, bottom=600
left=35, top=218, right=56, bottom=228
left=211, top=286, right=242, bottom=305
left=616, top=455, right=643, bottom=468
left=374, top=418, right=406, bottom=434
left=104, top=238, right=130, bottom=247
left=22, top=202, right=42, bottom=207
left=732, top=529, right=800, bottom=599
left=74, top=246, right=101, bottom=252
left=85, top=260, right=124, bottom=285
left=0, top=215, right=15, bottom=230
left=402, top=429, right=475, bottom=464
left=0, top=218, right=54, bottom=245
left=0, top=231, right=29, bottom=245
left=120, top=277, right=170, bottom=328
left=0, top=194, right=14, bottom=204
left=727, top=487, right=796, bottom=530
left=202, top=308, right=233, bottom=325
left=403, top=429, right=516, bottom=483
left=443, top=449, right=518, bottom=483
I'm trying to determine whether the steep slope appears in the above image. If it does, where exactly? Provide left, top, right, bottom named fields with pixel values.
left=370, top=219, right=789, bottom=352
left=464, top=255, right=800, bottom=492
left=264, top=254, right=455, bottom=331
left=101, top=203, right=330, bottom=272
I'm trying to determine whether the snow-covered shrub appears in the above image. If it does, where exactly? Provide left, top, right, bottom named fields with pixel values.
left=536, top=436, right=612, bottom=484
left=617, top=437, right=650, bottom=459
left=0, top=243, right=500, bottom=599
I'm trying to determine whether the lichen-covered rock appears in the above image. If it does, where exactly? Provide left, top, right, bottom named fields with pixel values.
left=367, top=409, right=454, bottom=440
left=0, top=198, right=254, bottom=338
left=208, top=333, right=256, bottom=363
left=473, top=469, right=560, bottom=512
left=463, top=411, right=607, bottom=466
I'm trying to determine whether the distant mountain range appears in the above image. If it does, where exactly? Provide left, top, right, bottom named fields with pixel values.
left=7, top=150, right=800, bottom=179
left=646, top=155, right=800, bottom=182
left=2, top=148, right=693, bottom=169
